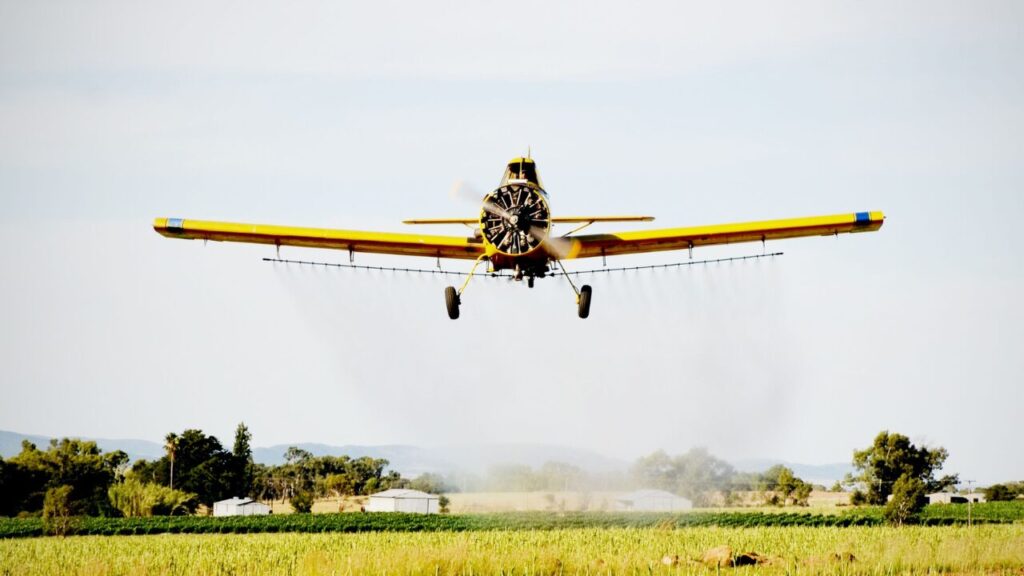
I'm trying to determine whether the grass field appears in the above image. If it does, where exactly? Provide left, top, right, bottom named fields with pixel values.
left=1, top=525, right=1022, bottom=575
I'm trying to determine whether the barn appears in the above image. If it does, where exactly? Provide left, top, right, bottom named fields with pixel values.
left=213, top=497, right=272, bottom=516
left=366, top=489, right=440, bottom=513
left=616, top=489, right=693, bottom=511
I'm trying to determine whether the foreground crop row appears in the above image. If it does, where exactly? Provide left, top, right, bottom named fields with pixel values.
left=2, top=525, right=1023, bottom=575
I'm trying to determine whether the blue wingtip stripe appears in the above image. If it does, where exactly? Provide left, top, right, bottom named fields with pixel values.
left=855, top=212, right=870, bottom=223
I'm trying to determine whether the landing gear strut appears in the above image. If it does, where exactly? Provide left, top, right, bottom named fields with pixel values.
left=444, top=255, right=487, bottom=320
left=554, top=259, right=593, bottom=319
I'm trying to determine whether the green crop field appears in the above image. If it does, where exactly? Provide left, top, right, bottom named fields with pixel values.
left=3, top=501, right=1023, bottom=539
left=1, top=525, right=1023, bottom=575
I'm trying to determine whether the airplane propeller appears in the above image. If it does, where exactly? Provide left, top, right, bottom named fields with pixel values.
left=451, top=179, right=575, bottom=259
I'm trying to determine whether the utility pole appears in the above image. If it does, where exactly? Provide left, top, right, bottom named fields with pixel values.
left=966, top=480, right=975, bottom=527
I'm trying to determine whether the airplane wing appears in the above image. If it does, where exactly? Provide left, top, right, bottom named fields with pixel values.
left=153, top=218, right=485, bottom=260
left=568, top=211, right=885, bottom=259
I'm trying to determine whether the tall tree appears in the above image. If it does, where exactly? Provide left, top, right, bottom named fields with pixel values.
left=137, top=429, right=236, bottom=508
left=848, top=431, right=958, bottom=505
left=232, top=423, right=254, bottom=497
left=164, top=433, right=179, bottom=490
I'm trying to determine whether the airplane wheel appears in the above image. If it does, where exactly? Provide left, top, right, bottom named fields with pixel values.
left=577, top=285, right=592, bottom=319
left=528, top=277, right=535, bottom=288
left=445, top=286, right=460, bottom=320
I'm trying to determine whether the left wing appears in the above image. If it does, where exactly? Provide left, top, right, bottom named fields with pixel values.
left=568, top=211, right=884, bottom=259
left=153, top=218, right=485, bottom=260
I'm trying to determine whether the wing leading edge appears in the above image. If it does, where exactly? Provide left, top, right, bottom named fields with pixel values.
left=568, top=211, right=884, bottom=258
left=153, top=218, right=485, bottom=260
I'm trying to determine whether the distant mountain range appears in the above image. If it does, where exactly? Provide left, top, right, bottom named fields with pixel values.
left=0, top=430, right=852, bottom=484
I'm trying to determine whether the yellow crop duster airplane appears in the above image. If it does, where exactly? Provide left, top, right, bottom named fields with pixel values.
left=154, top=156, right=884, bottom=319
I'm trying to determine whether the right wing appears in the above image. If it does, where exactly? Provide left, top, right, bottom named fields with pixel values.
left=153, top=218, right=486, bottom=260
left=568, top=211, right=885, bottom=259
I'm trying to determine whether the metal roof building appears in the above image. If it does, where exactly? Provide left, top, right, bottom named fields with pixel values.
left=927, top=492, right=986, bottom=505
left=213, top=497, right=272, bottom=517
left=366, top=489, right=440, bottom=514
left=616, top=489, right=693, bottom=512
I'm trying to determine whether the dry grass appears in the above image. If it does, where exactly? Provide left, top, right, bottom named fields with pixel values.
left=1, top=525, right=1021, bottom=575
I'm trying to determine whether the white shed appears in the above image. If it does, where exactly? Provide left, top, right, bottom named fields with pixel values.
left=366, top=489, right=440, bottom=514
left=213, top=497, right=272, bottom=517
left=927, top=492, right=986, bottom=505
left=616, top=489, right=693, bottom=512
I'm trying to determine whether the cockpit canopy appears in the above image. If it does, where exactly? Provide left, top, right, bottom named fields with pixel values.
left=499, top=157, right=544, bottom=189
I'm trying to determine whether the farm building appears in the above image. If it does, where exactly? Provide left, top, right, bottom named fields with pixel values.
left=366, top=489, right=440, bottom=513
left=213, top=497, right=272, bottom=516
left=927, top=492, right=986, bottom=505
left=616, top=489, right=693, bottom=512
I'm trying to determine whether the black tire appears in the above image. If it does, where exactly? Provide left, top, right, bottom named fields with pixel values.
left=528, top=276, right=535, bottom=289
left=578, top=285, right=592, bottom=319
left=445, top=286, right=460, bottom=320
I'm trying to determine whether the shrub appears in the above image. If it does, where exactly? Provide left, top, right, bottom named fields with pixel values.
left=885, top=474, right=926, bottom=526
left=290, top=491, right=314, bottom=514
left=42, top=486, right=76, bottom=537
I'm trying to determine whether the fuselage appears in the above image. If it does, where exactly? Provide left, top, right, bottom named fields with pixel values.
left=479, top=157, right=555, bottom=277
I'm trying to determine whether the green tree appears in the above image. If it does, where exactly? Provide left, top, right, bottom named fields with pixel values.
left=325, top=473, right=355, bottom=499
left=42, top=485, right=75, bottom=536
left=284, top=446, right=313, bottom=466
left=632, top=448, right=735, bottom=506
left=438, top=494, right=451, bottom=514
left=290, top=490, right=314, bottom=513
left=409, top=473, right=452, bottom=494
left=884, top=473, right=926, bottom=526
left=849, top=431, right=957, bottom=505
left=1, top=439, right=126, bottom=516
left=108, top=477, right=197, bottom=517
left=758, top=465, right=811, bottom=507
left=983, top=483, right=1022, bottom=502
left=136, top=430, right=236, bottom=508
left=231, top=423, right=255, bottom=498
left=164, top=433, right=179, bottom=490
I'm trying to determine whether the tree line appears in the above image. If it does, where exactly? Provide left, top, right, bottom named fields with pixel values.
left=1, top=426, right=1010, bottom=524
left=0, top=423, right=419, bottom=518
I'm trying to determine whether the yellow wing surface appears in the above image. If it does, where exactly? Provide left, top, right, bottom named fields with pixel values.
left=567, top=211, right=884, bottom=258
left=154, top=211, right=883, bottom=261
left=153, top=218, right=485, bottom=260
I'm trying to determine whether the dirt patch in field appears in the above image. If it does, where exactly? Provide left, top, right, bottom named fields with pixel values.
left=701, top=545, right=773, bottom=567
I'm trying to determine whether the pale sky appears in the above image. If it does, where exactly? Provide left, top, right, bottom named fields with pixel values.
left=1, top=1, right=1022, bottom=484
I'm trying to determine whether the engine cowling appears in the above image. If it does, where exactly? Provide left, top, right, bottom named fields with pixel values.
left=479, top=183, right=551, bottom=256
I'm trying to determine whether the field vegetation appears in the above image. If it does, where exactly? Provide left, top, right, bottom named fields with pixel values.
left=1, top=502, right=1021, bottom=539
left=1, top=525, right=1022, bottom=575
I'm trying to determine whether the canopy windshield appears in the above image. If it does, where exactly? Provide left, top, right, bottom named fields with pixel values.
left=499, top=158, right=544, bottom=189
